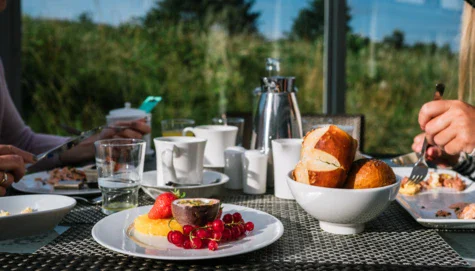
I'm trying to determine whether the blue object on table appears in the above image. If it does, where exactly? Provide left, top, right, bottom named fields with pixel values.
left=139, top=96, right=162, bottom=113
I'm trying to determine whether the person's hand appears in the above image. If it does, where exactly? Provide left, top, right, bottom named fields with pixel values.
left=412, top=133, right=459, bottom=168
left=59, top=118, right=151, bottom=165
left=419, top=100, right=475, bottom=155
left=0, top=145, right=35, bottom=196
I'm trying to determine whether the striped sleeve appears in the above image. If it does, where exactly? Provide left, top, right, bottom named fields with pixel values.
left=452, top=152, right=475, bottom=180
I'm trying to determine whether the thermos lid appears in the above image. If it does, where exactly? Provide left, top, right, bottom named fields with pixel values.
left=260, top=76, right=296, bottom=93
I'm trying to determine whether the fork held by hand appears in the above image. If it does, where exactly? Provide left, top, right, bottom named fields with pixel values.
left=408, top=83, right=445, bottom=184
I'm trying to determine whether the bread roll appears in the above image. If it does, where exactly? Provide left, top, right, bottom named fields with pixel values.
left=293, top=125, right=358, bottom=188
left=344, top=159, right=396, bottom=189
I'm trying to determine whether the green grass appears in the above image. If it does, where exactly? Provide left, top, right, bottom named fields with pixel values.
left=20, top=16, right=459, bottom=154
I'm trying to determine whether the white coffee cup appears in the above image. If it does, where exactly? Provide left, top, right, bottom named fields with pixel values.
left=272, top=139, right=302, bottom=199
left=224, top=146, right=246, bottom=190
left=242, top=150, right=268, bottom=194
left=154, top=137, right=207, bottom=186
left=182, top=125, right=238, bottom=167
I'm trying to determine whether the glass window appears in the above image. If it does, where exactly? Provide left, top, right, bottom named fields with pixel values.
left=21, top=0, right=324, bottom=139
left=346, top=0, right=462, bottom=154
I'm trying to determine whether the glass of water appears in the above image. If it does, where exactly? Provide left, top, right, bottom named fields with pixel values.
left=94, top=138, right=146, bottom=215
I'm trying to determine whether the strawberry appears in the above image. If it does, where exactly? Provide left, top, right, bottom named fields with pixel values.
left=216, top=204, right=223, bottom=219
left=148, top=190, right=185, bottom=219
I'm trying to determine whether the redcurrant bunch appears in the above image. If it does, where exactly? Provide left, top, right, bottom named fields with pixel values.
left=166, top=212, right=255, bottom=251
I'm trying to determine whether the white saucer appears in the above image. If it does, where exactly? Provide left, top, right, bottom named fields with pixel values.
left=141, top=170, right=229, bottom=199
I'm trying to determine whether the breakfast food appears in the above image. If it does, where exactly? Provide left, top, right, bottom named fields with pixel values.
left=293, top=125, right=358, bottom=187
left=148, top=190, right=185, bottom=219
left=399, top=172, right=465, bottom=196
left=0, top=207, right=35, bottom=217
left=171, top=198, right=221, bottom=227
left=344, top=159, right=396, bottom=189
left=134, top=215, right=182, bottom=236
left=449, top=202, right=475, bottom=219
left=435, top=210, right=451, bottom=217
left=35, top=167, right=87, bottom=189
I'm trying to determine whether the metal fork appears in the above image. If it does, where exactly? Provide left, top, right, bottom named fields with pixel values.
left=408, top=83, right=445, bottom=184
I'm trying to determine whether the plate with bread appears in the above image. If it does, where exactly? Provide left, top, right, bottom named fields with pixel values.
left=287, top=125, right=400, bottom=234
left=394, top=167, right=475, bottom=229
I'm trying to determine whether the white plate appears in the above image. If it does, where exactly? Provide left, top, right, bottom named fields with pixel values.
left=92, top=204, right=284, bottom=260
left=141, top=170, right=229, bottom=199
left=0, top=195, right=76, bottom=240
left=393, top=167, right=475, bottom=229
left=13, top=170, right=101, bottom=196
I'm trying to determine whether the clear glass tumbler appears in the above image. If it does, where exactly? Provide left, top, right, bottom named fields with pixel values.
left=161, top=119, right=195, bottom=136
left=94, top=138, right=146, bottom=215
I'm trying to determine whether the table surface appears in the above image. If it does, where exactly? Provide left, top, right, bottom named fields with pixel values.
left=1, top=156, right=475, bottom=270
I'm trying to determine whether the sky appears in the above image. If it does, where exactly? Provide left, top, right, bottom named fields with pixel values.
left=22, top=0, right=464, bottom=50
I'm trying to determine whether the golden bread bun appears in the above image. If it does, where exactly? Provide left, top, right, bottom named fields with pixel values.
left=344, top=159, right=396, bottom=189
left=293, top=125, right=358, bottom=188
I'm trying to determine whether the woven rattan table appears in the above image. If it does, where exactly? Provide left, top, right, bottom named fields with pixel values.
left=1, top=187, right=473, bottom=271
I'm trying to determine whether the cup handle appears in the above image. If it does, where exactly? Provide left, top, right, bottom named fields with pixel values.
left=162, top=146, right=179, bottom=184
left=182, top=127, right=194, bottom=136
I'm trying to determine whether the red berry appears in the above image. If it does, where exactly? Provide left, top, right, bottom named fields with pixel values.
left=191, top=237, right=202, bottom=249
left=206, top=222, right=213, bottom=228
left=196, top=229, right=208, bottom=239
left=148, top=190, right=183, bottom=219
left=238, top=223, right=246, bottom=235
left=222, top=228, right=232, bottom=241
left=170, top=231, right=184, bottom=245
left=208, top=240, right=219, bottom=251
left=167, top=231, right=174, bottom=243
left=233, top=212, right=242, bottom=222
left=231, top=226, right=241, bottom=239
left=201, top=238, right=210, bottom=248
left=245, top=221, right=254, bottom=231
left=212, top=231, right=222, bottom=241
left=183, top=225, right=193, bottom=236
left=223, top=214, right=233, bottom=223
left=183, top=240, right=192, bottom=249
left=212, top=219, right=225, bottom=232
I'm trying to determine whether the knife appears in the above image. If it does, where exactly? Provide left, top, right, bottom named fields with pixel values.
left=32, top=125, right=128, bottom=163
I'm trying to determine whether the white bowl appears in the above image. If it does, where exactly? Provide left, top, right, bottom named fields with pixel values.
left=0, top=195, right=76, bottom=240
left=287, top=171, right=400, bottom=234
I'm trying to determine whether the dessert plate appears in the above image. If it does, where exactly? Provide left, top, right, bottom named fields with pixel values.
left=92, top=204, right=284, bottom=260
left=141, top=170, right=229, bottom=199
left=13, top=170, right=101, bottom=196
left=393, top=167, right=475, bottom=229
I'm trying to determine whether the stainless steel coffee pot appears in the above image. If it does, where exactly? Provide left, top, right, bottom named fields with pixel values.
left=251, top=58, right=303, bottom=184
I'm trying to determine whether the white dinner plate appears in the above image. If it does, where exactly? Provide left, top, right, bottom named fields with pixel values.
left=141, top=170, right=229, bottom=199
left=92, top=204, right=284, bottom=260
left=0, top=194, right=76, bottom=240
left=13, top=170, right=101, bottom=196
left=393, top=167, right=475, bottom=229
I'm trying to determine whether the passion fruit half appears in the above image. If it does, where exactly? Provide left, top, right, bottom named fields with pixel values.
left=171, top=198, right=220, bottom=226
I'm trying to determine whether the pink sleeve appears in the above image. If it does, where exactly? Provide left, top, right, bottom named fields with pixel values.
left=0, top=59, right=68, bottom=170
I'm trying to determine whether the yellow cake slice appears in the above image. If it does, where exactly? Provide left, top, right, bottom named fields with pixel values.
left=133, top=214, right=182, bottom=236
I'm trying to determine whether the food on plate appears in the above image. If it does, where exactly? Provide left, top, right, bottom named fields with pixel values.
left=134, top=215, right=182, bottom=236
left=167, top=211, right=254, bottom=250
left=449, top=202, right=475, bottom=219
left=399, top=172, right=465, bottom=196
left=0, top=207, right=35, bottom=216
left=435, top=210, right=451, bottom=217
left=148, top=190, right=185, bottom=219
left=132, top=190, right=253, bottom=251
left=399, top=177, right=422, bottom=196
left=35, top=167, right=87, bottom=189
left=171, top=198, right=221, bottom=227
left=344, top=159, right=396, bottom=189
left=293, top=125, right=358, bottom=187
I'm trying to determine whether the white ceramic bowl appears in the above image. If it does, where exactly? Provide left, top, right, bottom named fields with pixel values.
left=287, top=171, right=400, bottom=234
left=0, top=194, right=76, bottom=240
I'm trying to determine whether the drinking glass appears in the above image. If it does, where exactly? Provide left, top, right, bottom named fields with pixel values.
left=212, top=117, right=245, bottom=146
left=161, top=119, right=195, bottom=136
left=94, top=139, right=146, bottom=215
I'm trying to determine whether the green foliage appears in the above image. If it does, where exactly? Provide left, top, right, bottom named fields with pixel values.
left=21, top=15, right=458, bottom=155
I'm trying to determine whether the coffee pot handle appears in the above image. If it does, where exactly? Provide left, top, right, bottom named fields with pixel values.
left=162, top=146, right=179, bottom=184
